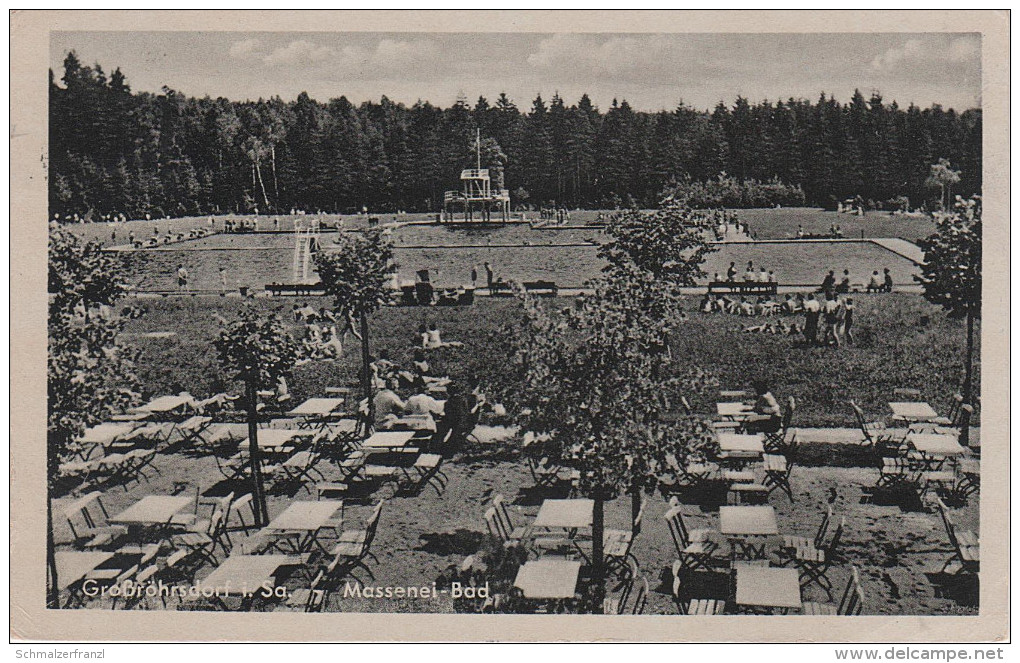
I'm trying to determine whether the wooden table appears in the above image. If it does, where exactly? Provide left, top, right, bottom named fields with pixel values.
left=734, top=566, right=802, bottom=614
left=362, top=430, right=417, bottom=451
left=889, top=401, right=939, bottom=423
left=514, top=559, right=582, bottom=600
left=533, top=499, right=594, bottom=531
left=262, top=501, right=343, bottom=553
left=55, top=551, right=113, bottom=592
left=199, top=554, right=305, bottom=607
left=287, top=398, right=347, bottom=432
left=133, top=394, right=194, bottom=415
left=907, top=432, right=968, bottom=470
left=386, top=414, right=437, bottom=433
left=717, top=402, right=755, bottom=420
left=719, top=506, right=778, bottom=559
left=109, top=495, right=193, bottom=527
left=717, top=433, right=765, bottom=455
left=241, top=429, right=310, bottom=453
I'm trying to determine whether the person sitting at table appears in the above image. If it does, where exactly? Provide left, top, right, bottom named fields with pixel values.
left=742, top=381, right=783, bottom=434
left=373, top=379, right=406, bottom=427
left=404, top=391, right=446, bottom=418
left=435, top=382, right=471, bottom=456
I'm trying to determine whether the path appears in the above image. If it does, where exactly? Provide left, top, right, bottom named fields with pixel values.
left=871, top=238, right=925, bottom=265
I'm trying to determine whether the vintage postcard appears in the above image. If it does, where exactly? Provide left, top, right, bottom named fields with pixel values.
left=10, top=10, right=1009, bottom=642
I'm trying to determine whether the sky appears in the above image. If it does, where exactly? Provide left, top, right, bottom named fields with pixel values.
left=50, top=31, right=982, bottom=112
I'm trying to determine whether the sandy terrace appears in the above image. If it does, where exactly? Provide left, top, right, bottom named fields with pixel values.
left=53, top=443, right=978, bottom=616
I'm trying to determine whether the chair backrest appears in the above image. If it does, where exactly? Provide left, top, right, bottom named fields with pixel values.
left=492, top=494, right=514, bottom=532
left=231, top=492, right=253, bottom=514
left=948, top=393, right=964, bottom=421
left=849, top=401, right=867, bottom=430
left=825, top=517, right=846, bottom=562
left=484, top=508, right=508, bottom=542
left=838, top=566, right=865, bottom=615
left=670, top=574, right=691, bottom=614
left=956, top=404, right=974, bottom=431
left=632, top=497, right=647, bottom=536
left=814, top=506, right=834, bottom=548
left=630, top=577, right=649, bottom=615
left=208, top=509, right=226, bottom=537
left=781, top=396, right=796, bottom=432
left=680, top=396, right=693, bottom=414
left=935, top=496, right=960, bottom=550
left=365, top=500, right=384, bottom=539
left=664, top=506, right=690, bottom=553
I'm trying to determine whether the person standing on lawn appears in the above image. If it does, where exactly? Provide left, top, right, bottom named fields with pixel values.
left=883, top=268, right=893, bottom=293
left=218, top=266, right=228, bottom=294
left=727, top=262, right=738, bottom=282
left=841, top=298, right=855, bottom=345
left=822, top=293, right=842, bottom=348
left=484, top=262, right=494, bottom=293
left=803, top=293, right=821, bottom=345
left=820, top=270, right=836, bottom=295
left=176, top=264, right=188, bottom=292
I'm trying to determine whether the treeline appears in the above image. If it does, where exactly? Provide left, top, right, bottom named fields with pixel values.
left=49, top=51, right=981, bottom=219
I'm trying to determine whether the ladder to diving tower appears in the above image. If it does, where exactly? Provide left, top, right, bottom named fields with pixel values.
left=292, top=220, right=320, bottom=284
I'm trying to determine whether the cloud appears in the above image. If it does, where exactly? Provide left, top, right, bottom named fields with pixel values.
left=263, top=39, right=337, bottom=66
left=871, top=35, right=979, bottom=72
left=527, top=34, right=711, bottom=83
left=228, top=38, right=261, bottom=60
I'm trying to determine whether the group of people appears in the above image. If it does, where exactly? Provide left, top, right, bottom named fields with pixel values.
left=717, top=261, right=778, bottom=283
left=699, top=288, right=856, bottom=347
left=793, top=223, right=844, bottom=240
left=818, top=267, right=893, bottom=295
left=292, top=303, right=361, bottom=364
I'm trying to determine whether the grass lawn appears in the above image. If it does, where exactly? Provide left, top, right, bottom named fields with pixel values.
left=735, top=208, right=936, bottom=243
left=120, top=292, right=978, bottom=430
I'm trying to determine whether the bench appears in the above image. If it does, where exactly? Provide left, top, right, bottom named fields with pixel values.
left=265, top=283, right=327, bottom=297
left=522, top=280, right=559, bottom=297
left=708, top=281, right=778, bottom=296
left=489, top=281, right=513, bottom=297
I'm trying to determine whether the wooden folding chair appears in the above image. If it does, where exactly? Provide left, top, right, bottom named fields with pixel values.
left=665, top=505, right=718, bottom=572
left=778, top=505, right=833, bottom=565
left=793, top=517, right=845, bottom=599
left=764, top=397, right=796, bottom=452
left=763, top=453, right=794, bottom=501
left=935, top=497, right=979, bottom=574
left=671, top=560, right=726, bottom=615
left=803, top=565, right=864, bottom=615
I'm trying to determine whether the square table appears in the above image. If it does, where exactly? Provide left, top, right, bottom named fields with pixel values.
left=717, top=402, right=755, bottom=420
left=242, top=429, right=310, bottom=453
left=889, top=401, right=939, bottom=423
left=263, top=501, right=344, bottom=553
left=362, top=430, right=417, bottom=451
left=287, top=398, right=346, bottom=417
left=717, top=433, right=765, bottom=455
left=533, top=499, right=594, bottom=531
left=734, top=566, right=802, bottom=613
left=109, top=495, right=194, bottom=527
left=719, top=506, right=778, bottom=559
left=133, top=395, right=194, bottom=415
left=199, top=554, right=305, bottom=605
left=386, top=414, right=437, bottom=433
left=906, top=432, right=968, bottom=470
left=55, top=551, right=114, bottom=592
left=78, top=423, right=140, bottom=458
left=514, top=559, right=582, bottom=600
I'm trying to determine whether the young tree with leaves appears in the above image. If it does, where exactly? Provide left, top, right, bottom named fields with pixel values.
left=213, top=303, right=298, bottom=526
left=314, top=229, right=395, bottom=420
left=926, top=158, right=962, bottom=211
left=915, top=195, right=981, bottom=445
left=47, top=224, right=139, bottom=606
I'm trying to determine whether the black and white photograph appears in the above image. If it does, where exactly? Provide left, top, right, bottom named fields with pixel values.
left=11, top=9, right=1008, bottom=643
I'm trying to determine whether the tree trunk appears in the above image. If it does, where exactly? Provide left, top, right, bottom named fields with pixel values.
left=962, top=309, right=974, bottom=447
left=255, top=160, right=271, bottom=210
left=46, top=489, right=58, bottom=608
left=271, top=144, right=280, bottom=204
left=360, top=310, right=373, bottom=424
left=246, top=377, right=268, bottom=526
left=591, top=495, right=605, bottom=614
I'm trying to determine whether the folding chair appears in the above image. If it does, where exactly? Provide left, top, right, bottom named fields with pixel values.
left=283, top=569, right=328, bottom=612
left=764, top=397, right=796, bottom=452
left=793, top=516, right=845, bottom=599
left=803, top=565, right=864, bottom=615
left=225, top=493, right=257, bottom=536
left=953, top=458, right=980, bottom=499
left=605, top=497, right=646, bottom=575
left=328, top=500, right=385, bottom=583
left=763, top=453, right=794, bottom=501
left=665, top=505, right=718, bottom=572
left=64, top=492, right=128, bottom=549
left=850, top=401, right=896, bottom=450
left=876, top=457, right=918, bottom=490
left=671, top=560, right=726, bottom=615
left=935, top=497, right=979, bottom=574
left=777, top=506, right=833, bottom=564
left=272, top=450, right=327, bottom=491
left=171, top=509, right=229, bottom=566
left=604, top=562, right=648, bottom=615
left=397, top=454, right=448, bottom=496
left=492, top=495, right=531, bottom=544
